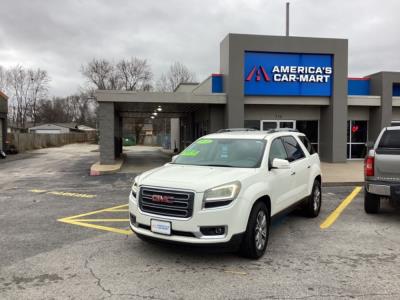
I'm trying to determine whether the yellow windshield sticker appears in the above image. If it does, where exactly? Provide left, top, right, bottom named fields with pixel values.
left=197, top=139, right=213, bottom=145
left=181, top=149, right=200, bottom=157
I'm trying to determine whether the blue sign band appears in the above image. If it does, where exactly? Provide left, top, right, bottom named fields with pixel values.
left=244, top=52, right=333, bottom=96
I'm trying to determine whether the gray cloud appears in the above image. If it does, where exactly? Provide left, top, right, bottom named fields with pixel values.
left=0, top=0, right=399, bottom=96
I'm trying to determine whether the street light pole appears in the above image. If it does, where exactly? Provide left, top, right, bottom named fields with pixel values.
left=286, top=2, right=290, bottom=37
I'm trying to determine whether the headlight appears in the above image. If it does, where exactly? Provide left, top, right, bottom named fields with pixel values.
left=203, top=181, right=241, bottom=208
left=131, top=177, right=139, bottom=199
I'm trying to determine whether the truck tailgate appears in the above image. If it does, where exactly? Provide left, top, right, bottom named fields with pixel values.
left=375, top=149, right=400, bottom=180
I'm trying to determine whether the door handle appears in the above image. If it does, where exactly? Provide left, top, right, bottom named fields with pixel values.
left=291, top=171, right=296, bottom=176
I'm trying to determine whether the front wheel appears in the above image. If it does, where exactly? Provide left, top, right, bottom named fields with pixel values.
left=239, top=202, right=270, bottom=259
left=303, top=180, right=322, bottom=218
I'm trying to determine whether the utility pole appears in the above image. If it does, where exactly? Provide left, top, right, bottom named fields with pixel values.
left=286, top=2, right=290, bottom=36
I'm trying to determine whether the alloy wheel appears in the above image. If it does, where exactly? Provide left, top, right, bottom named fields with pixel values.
left=254, top=210, right=267, bottom=250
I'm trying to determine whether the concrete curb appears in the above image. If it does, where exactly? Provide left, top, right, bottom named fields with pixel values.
left=90, top=155, right=125, bottom=176
left=322, top=181, right=364, bottom=187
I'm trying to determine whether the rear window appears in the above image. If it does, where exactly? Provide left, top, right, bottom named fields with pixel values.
left=378, top=130, right=400, bottom=148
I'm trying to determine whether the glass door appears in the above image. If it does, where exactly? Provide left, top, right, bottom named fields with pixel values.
left=347, top=120, right=368, bottom=159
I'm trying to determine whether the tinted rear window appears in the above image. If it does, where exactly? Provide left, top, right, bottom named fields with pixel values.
left=378, top=130, right=400, bottom=148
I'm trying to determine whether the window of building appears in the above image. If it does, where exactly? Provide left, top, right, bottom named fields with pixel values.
left=347, top=120, right=368, bottom=159
left=244, top=120, right=260, bottom=130
left=391, top=121, right=400, bottom=127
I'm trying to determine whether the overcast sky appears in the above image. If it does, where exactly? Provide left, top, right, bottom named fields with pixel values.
left=0, top=0, right=399, bottom=97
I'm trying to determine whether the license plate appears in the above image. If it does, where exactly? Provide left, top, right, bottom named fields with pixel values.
left=150, top=219, right=171, bottom=235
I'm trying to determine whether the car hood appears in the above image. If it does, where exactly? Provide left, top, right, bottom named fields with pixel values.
left=137, top=163, right=257, bottom=192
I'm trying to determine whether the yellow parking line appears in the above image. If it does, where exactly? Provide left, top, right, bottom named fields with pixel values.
left=29, top=189, right=96, bottom=199
left=320, top=186, right=362, bottom=229
left=59, top=204, right=128, bottom=221
left=60, top=219, right=133, bottom=235
left=48, top=191, right=96, bottom=198
left=57, top=203, right=131, bottom=235
left=30, top=189, right=47, bottom=193
left=73, top=219, right=129, bottom=222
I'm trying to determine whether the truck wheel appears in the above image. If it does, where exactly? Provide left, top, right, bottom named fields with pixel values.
left=364, top=190, right=380, bottom=214
left=239, top=201, right=270, bottom=259
left=303, top=180, right=322, bottom=218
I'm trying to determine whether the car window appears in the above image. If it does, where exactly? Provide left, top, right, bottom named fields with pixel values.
left=268, top=138, right=288, bottom=166
left=282, top=136, right=305, bottom=162
left=299, top=135, right=316, bottom=155
left=378, top=130, right=400, bottom=148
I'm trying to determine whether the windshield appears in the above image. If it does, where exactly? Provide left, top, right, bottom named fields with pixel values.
left=173, top=138, right=266, bottom=168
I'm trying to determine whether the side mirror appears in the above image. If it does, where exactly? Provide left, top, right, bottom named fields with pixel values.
left=365, top=141, right=374, bottom=149
left=271, top=158, right=290, bottom=169
left=171, top=155, right=178, bottom=163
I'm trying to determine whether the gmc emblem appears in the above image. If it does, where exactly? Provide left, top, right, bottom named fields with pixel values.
left=152, top=194, right=174, bottom=204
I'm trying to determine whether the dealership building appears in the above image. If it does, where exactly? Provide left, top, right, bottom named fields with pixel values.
left=95, top=33, right=400, bottom=165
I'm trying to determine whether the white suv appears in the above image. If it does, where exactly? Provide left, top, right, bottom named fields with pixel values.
left=129, top=130, right=322, bottom=259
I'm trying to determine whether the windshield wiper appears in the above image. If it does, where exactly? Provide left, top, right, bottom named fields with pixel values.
left=203, top=164, right=235, bottom=167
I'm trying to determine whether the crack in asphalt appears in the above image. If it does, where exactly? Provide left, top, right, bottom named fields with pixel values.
left=84, top=251, right=112, bottom=299
left=83, top=248, right=165, bottom=300
left=374, top=225, right=400, bottom=246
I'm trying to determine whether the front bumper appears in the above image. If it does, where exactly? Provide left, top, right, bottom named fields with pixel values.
left=129, top=191, right=246, bottom=245
left=365, top=180, right=400, bottom=201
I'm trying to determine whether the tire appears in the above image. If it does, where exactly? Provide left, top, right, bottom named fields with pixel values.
left=239, top=201, right=270, bottom=259
left=303, top=180, right=322, bottom=218
left=364, top=190, right=380, bottom=214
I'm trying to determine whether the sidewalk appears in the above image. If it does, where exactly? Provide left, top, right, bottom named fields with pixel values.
left=321, top=161, right=364, bottom=186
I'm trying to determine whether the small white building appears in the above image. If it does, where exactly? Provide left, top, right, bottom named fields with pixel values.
left=29, top=123, right=80, bottom=134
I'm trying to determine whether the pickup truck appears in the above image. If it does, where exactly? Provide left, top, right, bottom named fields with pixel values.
left=364, top=126, right=400, bottom=213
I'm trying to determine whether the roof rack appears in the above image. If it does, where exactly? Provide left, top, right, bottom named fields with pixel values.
left=217, top=128, right=259, bottom=133
left=266, top=128, right=299, bottom=133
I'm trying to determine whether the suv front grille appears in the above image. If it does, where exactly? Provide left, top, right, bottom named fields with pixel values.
left=139, top=187, right=195, bottom=218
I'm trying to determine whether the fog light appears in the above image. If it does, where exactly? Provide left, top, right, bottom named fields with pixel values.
left=130, top=213, right=137, bottom=225
left=200, top=226, right=225, bottom=236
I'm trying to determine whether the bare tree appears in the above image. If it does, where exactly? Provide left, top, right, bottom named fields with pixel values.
left=81, top=57, right=153, bottom=92
left=28, top=69, right=50, bottom=126
left=36, top=94, right=97, bottom=127
left=81, top=59, right=120, bottom=90
left=116, top=58, right=153, bottom=91
left=0, top=65, right=6, bottom=91
left=156, top=62, right=196, bottom=92
left=6, top=65, right=50, bottom=128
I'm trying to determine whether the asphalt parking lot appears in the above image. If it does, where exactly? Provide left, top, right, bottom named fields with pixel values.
left=1, top=144, right=400, bottom=299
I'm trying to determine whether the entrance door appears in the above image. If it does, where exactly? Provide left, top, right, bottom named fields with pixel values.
left=260, top=120, right=296, bottom=131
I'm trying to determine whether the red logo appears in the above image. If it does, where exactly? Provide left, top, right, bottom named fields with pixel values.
left=245, top=66, right=270, bottom=82
left=352, top=125, right=359, bottom=133
left=152, top=195, right=174, bottom=204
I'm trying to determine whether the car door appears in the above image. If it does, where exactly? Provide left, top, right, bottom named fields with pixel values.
left=267, top=137, right=297, bottom=213
left=281, top=135, right=310, bottom=203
